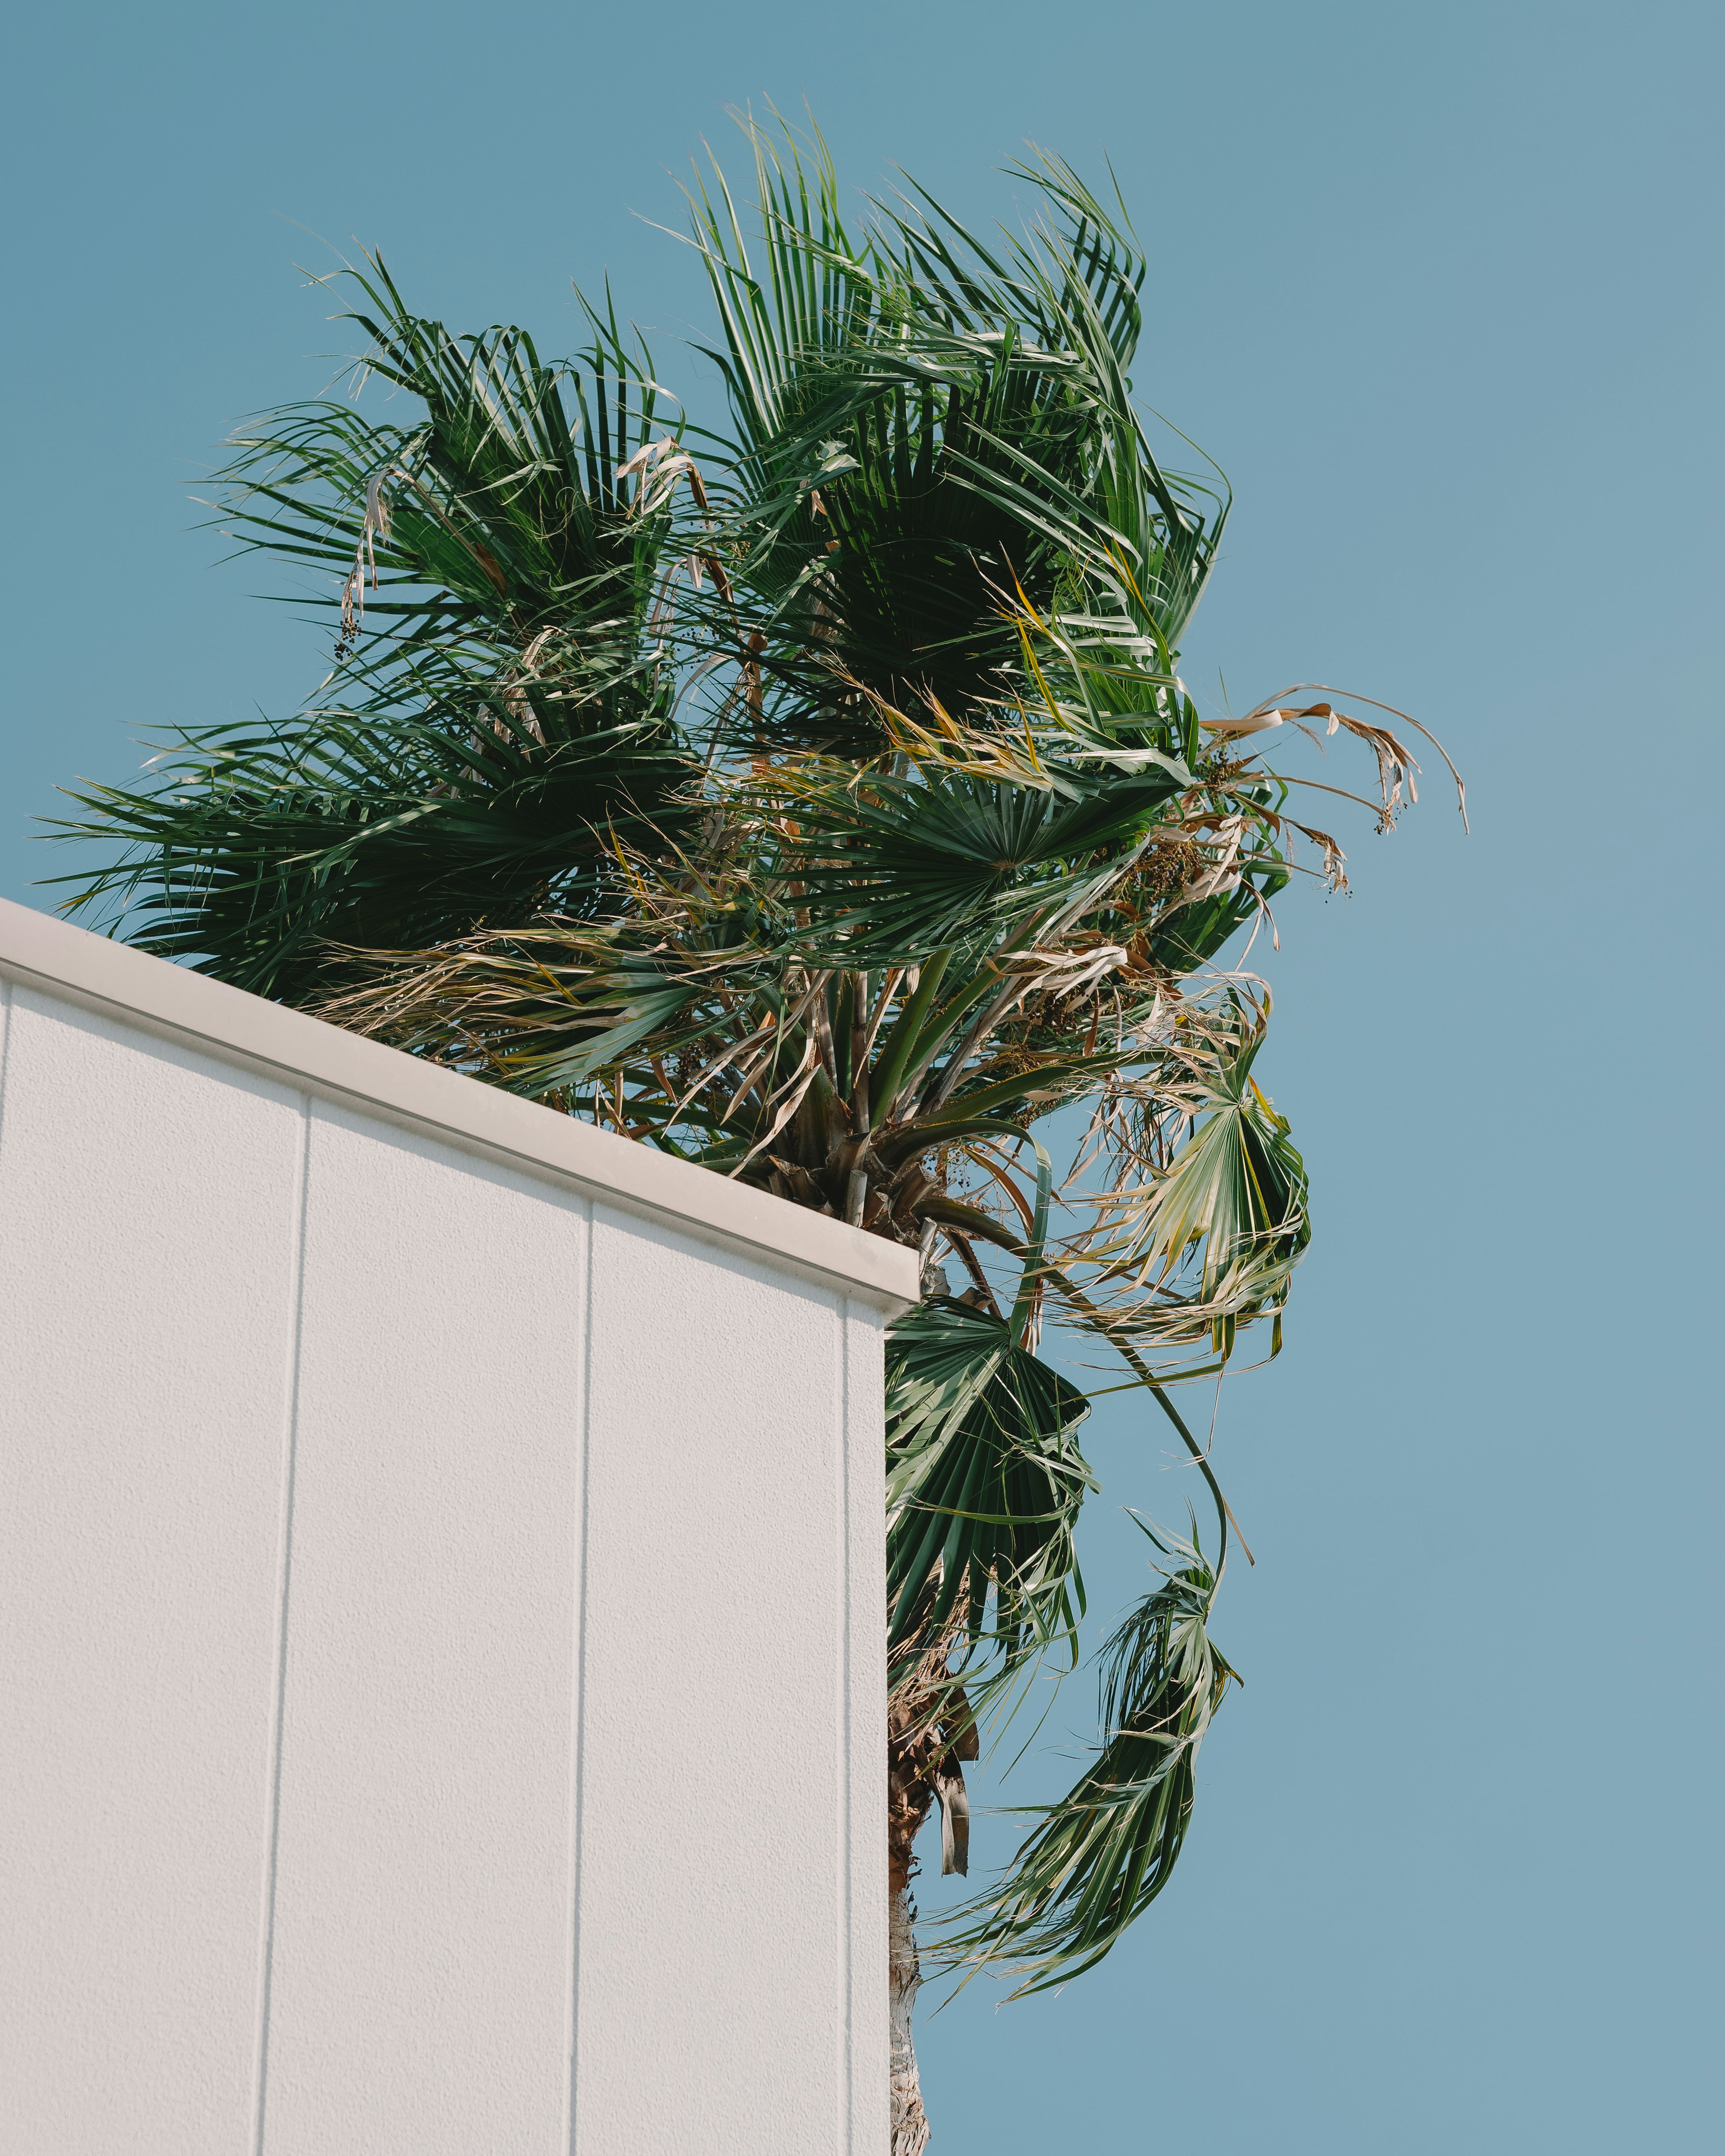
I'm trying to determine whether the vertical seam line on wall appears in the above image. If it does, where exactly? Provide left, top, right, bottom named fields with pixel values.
left=565, top=1195, right=595, bottom=2156
left=251, top=1091, right=313, bottom=2156
left=840, top=1297, right=854, bottom=2153
left=0, top=976, right=14, bottom=1187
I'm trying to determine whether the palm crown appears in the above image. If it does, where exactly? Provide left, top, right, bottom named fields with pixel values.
left=55, top=112, right=1460, bottom=2103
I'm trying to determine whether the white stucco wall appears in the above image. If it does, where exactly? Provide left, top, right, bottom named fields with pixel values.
left=0, top=899, right=917, bottom=2156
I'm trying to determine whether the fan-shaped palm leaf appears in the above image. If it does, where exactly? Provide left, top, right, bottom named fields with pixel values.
left=885, top=1298, right=1094, bottom=1680
left=936, top=1528, right=1234, bottom=1997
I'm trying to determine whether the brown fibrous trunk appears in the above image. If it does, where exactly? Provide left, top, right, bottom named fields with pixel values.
left=886, top=1623, right=979, bottom=2154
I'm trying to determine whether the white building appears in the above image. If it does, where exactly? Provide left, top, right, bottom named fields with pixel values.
left=0, top=899, right=917, bottom=2154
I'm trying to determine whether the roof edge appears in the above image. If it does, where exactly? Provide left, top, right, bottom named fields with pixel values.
left=0, top=900, right=921, bottom=1314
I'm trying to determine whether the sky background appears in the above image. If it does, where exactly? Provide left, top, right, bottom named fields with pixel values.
left=3, top=3, right=1720, bottom=2150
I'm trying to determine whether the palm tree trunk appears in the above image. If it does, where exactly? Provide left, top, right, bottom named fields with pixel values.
left=888, top=1683, right=938, bottom=2156
left=889, top=1886, right=931, bottom=2156
left=887, top=1649, right=966, bottom=2155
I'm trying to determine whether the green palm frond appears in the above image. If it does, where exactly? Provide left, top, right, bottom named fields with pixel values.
left=52, top=259, right=700, bottom=995
left=50, top=672, right=698, bottom=998
left=1079, top=1007, right=1311, bottom=1353
left=885, top=1298, right=1094, bottom=1680
left=756, top=751, right=1187, bottom=967
left=233, top=253, right=681, bottom=654
left=675, top=113, right=1228, bottom=757
left=936, top=1524, right=1234, bottom=1997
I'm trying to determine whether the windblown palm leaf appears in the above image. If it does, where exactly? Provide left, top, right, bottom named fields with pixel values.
left=676, top=122, right=1228, bottom=758
left=885, top=1297, right=1094, bottom=1673
left=52, top=263, right=699, bottom=996
left=937, top=1527, right=1235, bottom=1996
left=1075, top=1002, right=1311, bottom=1354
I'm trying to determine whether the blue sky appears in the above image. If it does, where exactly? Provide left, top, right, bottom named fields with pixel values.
left=3, top=3, right=1720, bottom=2148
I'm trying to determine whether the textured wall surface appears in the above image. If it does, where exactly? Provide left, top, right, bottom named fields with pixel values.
left=0, top=906, right=908, bottom=2156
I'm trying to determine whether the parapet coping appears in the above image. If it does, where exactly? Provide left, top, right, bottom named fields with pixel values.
left=0, top=899, right=921, bottom=1314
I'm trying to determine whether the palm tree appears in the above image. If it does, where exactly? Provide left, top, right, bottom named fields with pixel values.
left=54, top=114, right=1461, bottom=2152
